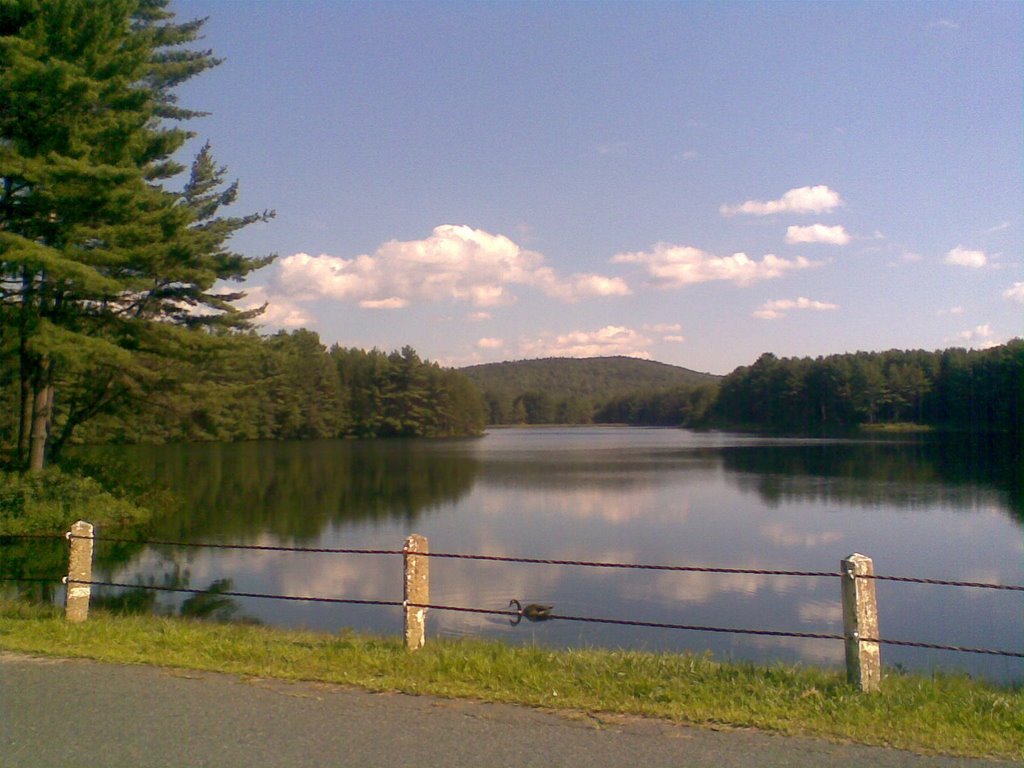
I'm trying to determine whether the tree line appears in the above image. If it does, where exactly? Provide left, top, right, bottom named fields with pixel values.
left=710, top=341, right=1022, bottom=435
left=6, top=330, right=486, bottom=447
left=463, top=341, right=1022, bottom=437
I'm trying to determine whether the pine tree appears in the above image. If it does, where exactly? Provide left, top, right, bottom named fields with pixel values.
left=0, top=0, right=273, bottom=469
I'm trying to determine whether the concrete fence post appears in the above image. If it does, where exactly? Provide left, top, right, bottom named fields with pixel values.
left=64, top=520, right=94, bottom=623
left=841, top=552, right=881, bottom=692
left=403, top=534, right=429, bottom=651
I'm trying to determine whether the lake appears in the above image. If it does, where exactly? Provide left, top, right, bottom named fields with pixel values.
left=51, top=428, right=1024, bottom=683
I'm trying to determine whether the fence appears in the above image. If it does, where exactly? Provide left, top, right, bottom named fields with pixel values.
left=4, top=520, right=1023, bottom=693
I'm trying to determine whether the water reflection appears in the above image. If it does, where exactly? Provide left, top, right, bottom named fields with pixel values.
left=720, top=437, right=1023, bottom=518
left=76, top=439, right=482, bottom=541
left=17, top=428, right=1016, bottom=683
left=91, top=569, right=258, bottom=624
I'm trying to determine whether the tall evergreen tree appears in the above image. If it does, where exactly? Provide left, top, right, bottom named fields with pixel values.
left=0, top=0, right=273, bottom=469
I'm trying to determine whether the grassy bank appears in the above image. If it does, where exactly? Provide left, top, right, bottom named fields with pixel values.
left=0, top=602, right=1020, bottom=760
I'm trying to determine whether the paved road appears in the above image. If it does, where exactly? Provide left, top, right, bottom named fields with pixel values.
left=0, top=653, right=1010, bottom=768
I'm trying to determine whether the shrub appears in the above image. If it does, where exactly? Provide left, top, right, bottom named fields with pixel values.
left=0, top=468, right=149, bottom=535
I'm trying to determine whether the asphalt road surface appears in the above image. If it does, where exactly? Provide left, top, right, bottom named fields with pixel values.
left=0, top=653, right=1011, bottom=768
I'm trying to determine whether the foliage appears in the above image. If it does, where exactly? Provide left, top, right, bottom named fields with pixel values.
left=334, top=344, right=488, bottom=438
left=0, top=466, right=149, bottom=534
left=594, top=383, right=720, bottom=427
left=458, top=343, right=1022, bottom=436
left=461, top=356, right=719, bottom=425
left=67, top=331, right=487, bottom=444
left=712, top=340, right=1023, bottom=436
left=0, top=0, right=273, bottom=471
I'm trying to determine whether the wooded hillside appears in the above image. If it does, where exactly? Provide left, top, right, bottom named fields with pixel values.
left=460, top=356, right=719, bottom=425
left=462, top=356, right=717, bottom=396
left=459, top=342, right=1023, bottom=436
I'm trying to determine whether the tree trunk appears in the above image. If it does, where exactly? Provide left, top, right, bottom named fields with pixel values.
left=17, top=268, right=35, bottom=467
left=18, top=370, right=33, bottom=465
left=28, top=360, right=51, bottom=473
left=50, top=375, right=115, bottom=463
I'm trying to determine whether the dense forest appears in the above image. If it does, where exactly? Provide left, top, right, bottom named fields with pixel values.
left=5, top=330, right=487, bottom=448
left=461, top=356, right=719, bottom=425
left=458, top=341, right=1023, bottom=437
left=12, top=332, right=1020, bottom=456
left=711, top=341, right=1023, bottom=435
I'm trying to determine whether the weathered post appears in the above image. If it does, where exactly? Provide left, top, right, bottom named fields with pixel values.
left=403, top=534, right=429, bottom=651
left=841, top=553, right=881, bottom=692
left=64, top=520, right=94, bottom=623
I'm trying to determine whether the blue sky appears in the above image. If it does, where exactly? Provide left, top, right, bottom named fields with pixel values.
left=173, top=0, right=1022, bottom=375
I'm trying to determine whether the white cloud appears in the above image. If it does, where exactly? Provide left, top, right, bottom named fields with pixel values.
left=537, top=271, right=632, bottom=302
left=785, top=224, right=850, bottom=245
left=985, top=221, right=1011, bottom=234
left=518, top=325, right=653, bottom=359
left=476, top=337, right=504, bottom=350
left=359, top=297, right=408, bottom=309
left=274, top=225, right=629, bottom=309
left=240, top=286, right=314, bottom=329
left=720, top=185, right=843, bottom=217
left=954, top=323, right=995, bottom=348
left=642, top=323, right=685, bottom=343
left=612, top=244, right=822, bottom=287
left=753, top=297, right=839, bottom=320
left=1002, top=282, right=1024, bottom=304
left=929, top=18, right=960, bottom=30
left=945, top=246, right=987, bottom=268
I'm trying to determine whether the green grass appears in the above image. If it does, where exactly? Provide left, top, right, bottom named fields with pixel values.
left=0, top=601, right=1020, bottom=760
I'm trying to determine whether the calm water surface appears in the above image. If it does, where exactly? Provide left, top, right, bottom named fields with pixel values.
left=60, top=428, right=1024, bottom=682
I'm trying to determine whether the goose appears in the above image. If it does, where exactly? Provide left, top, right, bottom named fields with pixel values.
left=508, top=598, right=554, bottom=625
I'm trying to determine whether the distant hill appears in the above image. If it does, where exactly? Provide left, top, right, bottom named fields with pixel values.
left=461, top=356, right=718, bottom=399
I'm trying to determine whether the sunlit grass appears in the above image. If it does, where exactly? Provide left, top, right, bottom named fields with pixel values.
left=0, top=601, right=1019, bottom=760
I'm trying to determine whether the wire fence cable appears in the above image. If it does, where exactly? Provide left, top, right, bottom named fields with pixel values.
left=5, top=532, right=1024, bottom=590
left=54, top=579, right=1024, bottom=660
left=5, top=533, right=1023, bottom=660
left=63, top=578, right=403, bottom=610
left=42, top=533, right=1024, bottom=591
